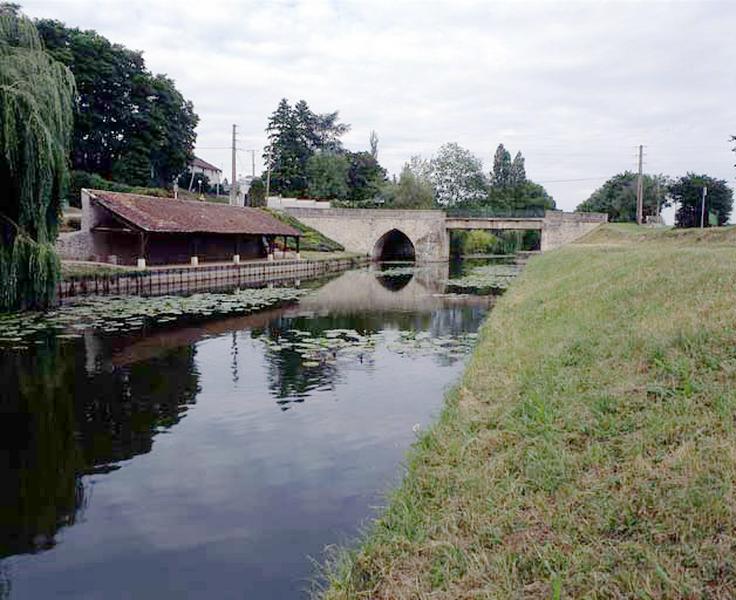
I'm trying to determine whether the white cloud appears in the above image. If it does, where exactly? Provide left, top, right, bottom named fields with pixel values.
left=22, top=0, right=736, bottom=210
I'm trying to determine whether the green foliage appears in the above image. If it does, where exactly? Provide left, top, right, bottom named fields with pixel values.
left=430, top=143, right=486, bottom=206
left=381, top=162, right=436, bottom=209
left=68, top=171, right=169, bottom=207
left=576, top=172, right=669, bottom=222
left=346, top=151, right=386, bottom=203
left=485, top=180, right=555, bottom=212
left=0, top=4, right=75, bottom=310
left=463, top=230, right=498, bottom=254
left=306, top=152, right=349, bottom=199
left=177, top=171, right=211, bottom=194
left=510, top=151, right=526, bottom=185
left=491, top=143, right=513, bottom=187
left=264, top=209, right=344, bottom=252
left=248, top=178, right=267, bottom=207
left=36, top=19, right=198, bottom=187
left=451, top=230, right=527, bottom=256
left=264, top=98, right=350, bottom=197
left=670, top=173, right=733, bottom=228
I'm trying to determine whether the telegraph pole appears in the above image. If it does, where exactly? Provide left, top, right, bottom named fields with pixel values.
left=265, top=145, right=272, bottom=200
left=636, top=144, right=644, bottom=225
left=700, top=186, right=708, bottom=228
left=230, top=124, right=237, bottom=206
left=250, top=150, right=256, bottom=178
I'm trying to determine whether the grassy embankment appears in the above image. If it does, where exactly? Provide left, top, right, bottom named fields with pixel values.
left=322, top=224, right=736, bottom=599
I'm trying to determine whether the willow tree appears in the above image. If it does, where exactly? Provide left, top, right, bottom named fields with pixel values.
left=0, top=5, right=75, bottom=311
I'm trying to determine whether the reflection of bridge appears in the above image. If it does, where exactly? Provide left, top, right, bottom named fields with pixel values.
left=285, top=208, right=607, bottom=262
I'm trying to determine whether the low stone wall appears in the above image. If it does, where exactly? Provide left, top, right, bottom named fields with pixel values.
left=541, top=211, right=608, bottom=251
left=58, top=255, right=368, bottom=302
left=56, top=231, right=96, bottom=261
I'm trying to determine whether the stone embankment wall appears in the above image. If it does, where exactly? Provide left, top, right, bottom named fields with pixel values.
left=284, top=208, right=450, bottom=261
left=58, top=256, right=368, bottom=302
left=540, top=211, right=608, bottom=251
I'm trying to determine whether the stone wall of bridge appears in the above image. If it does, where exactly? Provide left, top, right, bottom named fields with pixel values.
left=285, top=207, right=606, bottom=259
left=285, top=208, right=450, bottom=261
left=540, top=211, right=608, bottom=251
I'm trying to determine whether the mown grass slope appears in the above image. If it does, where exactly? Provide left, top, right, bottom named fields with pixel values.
left=322, top=224, right=736, bottom=599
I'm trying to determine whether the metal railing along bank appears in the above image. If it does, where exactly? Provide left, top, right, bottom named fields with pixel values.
left=57, top=256, right=368, bottom=303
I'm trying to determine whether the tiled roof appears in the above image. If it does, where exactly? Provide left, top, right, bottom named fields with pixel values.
left=87, top=190, right=300, bottom=237
left=190, top=156, right=222, bottom=172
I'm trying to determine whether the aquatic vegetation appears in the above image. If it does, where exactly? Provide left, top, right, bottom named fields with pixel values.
left=258, top=328, right=479, bottom=367
left=0, top=287, right=305, bottom=349
left=445, top=262, right=523, bottom=291
left=374, top=265, right=428, bottom=277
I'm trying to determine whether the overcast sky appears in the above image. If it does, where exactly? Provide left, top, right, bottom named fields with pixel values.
left=22, top=0, right=736, bottom=212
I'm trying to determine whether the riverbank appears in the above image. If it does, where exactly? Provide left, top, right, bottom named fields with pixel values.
left=322, top=224, right=736, bottom=598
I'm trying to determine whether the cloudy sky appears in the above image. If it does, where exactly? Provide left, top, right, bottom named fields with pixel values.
left=22, top=0, right=736, bottom=212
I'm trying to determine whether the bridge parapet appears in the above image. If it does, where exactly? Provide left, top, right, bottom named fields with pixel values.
left=540, top=210, right=608, bottom=251
left=282, top=207, right=607, bottom=259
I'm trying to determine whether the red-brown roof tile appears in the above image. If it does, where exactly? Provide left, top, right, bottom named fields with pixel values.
left=87, top=190, right=301, bottom=237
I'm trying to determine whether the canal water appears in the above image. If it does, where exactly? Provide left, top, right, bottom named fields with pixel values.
left=0, top=260, right=507, bottom=599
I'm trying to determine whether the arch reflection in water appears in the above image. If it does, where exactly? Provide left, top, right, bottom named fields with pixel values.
left=372, top=229, right=416, bottom=262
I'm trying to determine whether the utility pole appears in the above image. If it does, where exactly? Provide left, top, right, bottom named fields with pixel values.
left=700, top=186, right=708, bottom=228
left=636, top=144, right=644, bottom=225
left=265, top=145, right=272, bottom=200
left=230, top=124, right=237, bottom=206
left=250, top=150, right=255, bottom=178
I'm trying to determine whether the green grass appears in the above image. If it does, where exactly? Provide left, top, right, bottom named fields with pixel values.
left=321, top=225, right=736, bottom=599
left=61, top=261, right=133, bottom=278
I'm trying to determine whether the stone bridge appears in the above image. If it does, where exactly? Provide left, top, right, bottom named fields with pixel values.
left=285, top=208, right=607, bottom=261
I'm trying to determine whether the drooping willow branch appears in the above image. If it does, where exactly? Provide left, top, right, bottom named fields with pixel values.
left=0, top=5, right=75, bottom=310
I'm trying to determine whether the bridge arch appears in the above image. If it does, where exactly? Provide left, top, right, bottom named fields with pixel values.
left=372, top=229, right=416, bottom=262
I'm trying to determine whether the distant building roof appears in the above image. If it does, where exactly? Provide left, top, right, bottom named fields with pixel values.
left=190, top=156, right=222, bottom=173
left=87, top=190, right=300, bottom=237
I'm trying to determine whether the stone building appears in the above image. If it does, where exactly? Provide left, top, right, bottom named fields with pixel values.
left=57, top=189, right=301, bottom=266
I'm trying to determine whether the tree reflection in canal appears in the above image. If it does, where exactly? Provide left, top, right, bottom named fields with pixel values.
left=0, top=340, right=199, bottom=559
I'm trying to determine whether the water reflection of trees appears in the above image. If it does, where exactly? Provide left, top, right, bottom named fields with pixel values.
left=252, top=304, right=489, bottom=410
left=0, top=339, right=200, bottom=559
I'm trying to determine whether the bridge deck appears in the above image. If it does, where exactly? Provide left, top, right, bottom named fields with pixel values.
left=445, top=217, right=544, bottom=231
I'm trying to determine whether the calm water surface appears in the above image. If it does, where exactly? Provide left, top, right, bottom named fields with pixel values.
left=0, top=260, right=501, bottom=599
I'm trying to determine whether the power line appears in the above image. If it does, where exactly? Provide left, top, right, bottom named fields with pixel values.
left=534, top=176, right=610, bottom=184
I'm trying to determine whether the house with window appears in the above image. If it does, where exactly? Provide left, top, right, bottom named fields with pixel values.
left=187, top=156, right=222, bottom=191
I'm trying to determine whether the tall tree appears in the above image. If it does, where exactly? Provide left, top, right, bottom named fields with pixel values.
left=369, top=130, right=379, bottom=160
left=491, top=143, right=513, bottom=187
left=0, top=4, right=75, bottom=310
left=347, top=151, right=386, bottom=204
left=264, top=99, right=306, bottom=196
left=264, top=98, right=349, bottom=197
left=576, top=172, right=669, bottom=222
left=306, top=152, right=349, bottom=200
left=384, top=162, right=436, bottom=209
left=510, top=151, right=526, bottom=185
left=670, top=173, right=732, bottom=228
left=36, top=19, right=197, bottom=188
left=430, top=143, right=487, bottom=206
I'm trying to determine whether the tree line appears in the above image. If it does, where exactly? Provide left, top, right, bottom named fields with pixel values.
left=261, top=99, right=555, bottom=214
left=36, top=14, right=198, bottom=199
left=576, top=172, right=734, bottom=228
